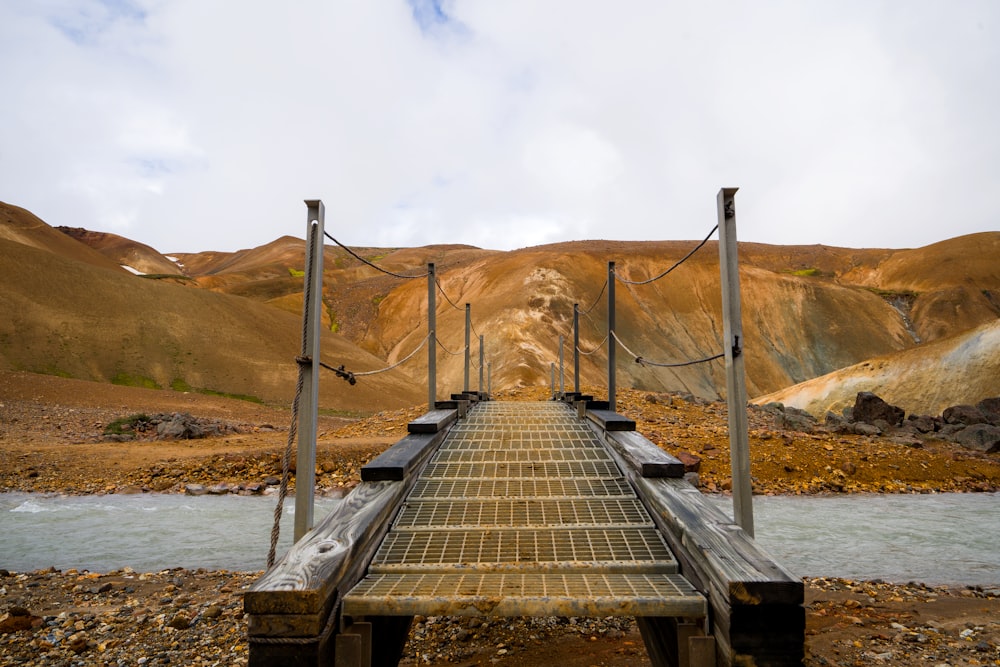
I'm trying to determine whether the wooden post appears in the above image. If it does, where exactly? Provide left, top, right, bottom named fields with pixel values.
left=717, top=187, right=754, bottom=537
left=295, top=200, right=325, bottom=542
left=607, top=261, right=616, bottom=411
left=573, top=303, right=580, bottom=394
left=464, top=304, right=471, bottom=393
left=427, top=263, right=436, bottom=411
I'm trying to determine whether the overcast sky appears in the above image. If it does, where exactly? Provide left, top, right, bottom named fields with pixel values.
left=1, top=1, right=997, bottom=254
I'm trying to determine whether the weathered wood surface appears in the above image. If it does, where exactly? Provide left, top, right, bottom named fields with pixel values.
left=245, top=480, right=407, bottom=624
left=586, top=408, right=637, bottom=431
left=633, top=475, right=804, bottom=665
left=360, top=430, right=447, bottom=482
left=605, top=430, right=685, bottom=478
left=451, top=392, right=480, bottom=402
left=407, top=409, right=457, bottom=434
left=435, top=399, right=468, bottom=418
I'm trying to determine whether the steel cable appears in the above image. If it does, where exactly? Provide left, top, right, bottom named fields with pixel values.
left=613, top=225, right=718, bottom=286
left=324, top=232, right=429, bottom=279
left=611, top=330, right=724, bottom=368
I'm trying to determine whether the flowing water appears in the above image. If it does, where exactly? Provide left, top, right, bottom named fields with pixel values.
left=1, top=492, right=997, bottom=585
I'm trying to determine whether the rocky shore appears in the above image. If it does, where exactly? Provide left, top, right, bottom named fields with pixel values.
left=2, top=568, right=997, bottom=666
left=2, top=373, right=999, bottom=665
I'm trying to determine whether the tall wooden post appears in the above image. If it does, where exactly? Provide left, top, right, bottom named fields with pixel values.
left=718, top=187, right=754, bottom=537
left=608, top=261, right=616, bottom=411
left=427, top=263, right=436, bottom=410
left=295, top=200, right=325, bottom=542
left=464, top=304, right=471, bottom=393
left=573, top=303, right=580, bottom=394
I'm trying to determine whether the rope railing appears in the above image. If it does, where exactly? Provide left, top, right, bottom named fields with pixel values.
left=611, top=330, right=724, bottom=368
left=436, top=336, right=467, bottom=357
left=613, top=224, right=718, bottom=286
left=577, top=334, right=609, bottom=356
left=324, top=232, right=429, bottom=279
left=312, top=333, right=431, bottom=386
left=435, top=278, right=464, bottom=311
left=579, top=279, right=608, bottom=316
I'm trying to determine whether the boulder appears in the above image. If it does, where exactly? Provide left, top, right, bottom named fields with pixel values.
left=906, top=414, right=939, bottom=434
left=852, top=392, right=905, bottom=427
left=955, top=424, right=1000, bottom=454
left=943, top=404, right=990, bottom=427
left=976, top=397, right=1000, bottom=425
left=184, top=484, right=207, bottom=496
left=0, top=608, right=41, bottom=633
left=157, top=413, right=205, bottom=440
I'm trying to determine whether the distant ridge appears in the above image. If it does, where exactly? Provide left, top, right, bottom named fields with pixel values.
left=2, top=199, right=999, bottom=411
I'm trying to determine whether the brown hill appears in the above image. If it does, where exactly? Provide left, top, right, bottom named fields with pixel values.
left=753, top=318, right=1000, bottom=417
left=0, top=214, right=424, bottom=413
left=0, top=202, right=127, bottom=273
left=4, top=199, right=999, bottom=408
left=56, top=226, right=184, bottom=277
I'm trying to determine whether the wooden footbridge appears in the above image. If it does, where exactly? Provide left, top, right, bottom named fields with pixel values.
left=246, top=394, right=804, bottom=666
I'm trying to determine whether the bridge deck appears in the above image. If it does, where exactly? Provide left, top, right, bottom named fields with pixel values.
left=342, top=401, right=706, bottom=618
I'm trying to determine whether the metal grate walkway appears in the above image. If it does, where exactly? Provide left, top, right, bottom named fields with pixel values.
left=342, top=401, right=706, bottom=618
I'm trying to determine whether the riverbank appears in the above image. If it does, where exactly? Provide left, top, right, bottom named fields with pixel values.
left=1, top=374, right=998, bottom=497
left=3, top=372, right=1000, bottom=665
left=1, top=568, right=997, bottom=666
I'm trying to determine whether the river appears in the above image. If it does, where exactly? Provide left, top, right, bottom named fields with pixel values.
left=1, top=492, right=997, bottom=585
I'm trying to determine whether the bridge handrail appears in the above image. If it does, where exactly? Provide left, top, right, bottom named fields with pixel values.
left=583, top=405, right=804, bottom=666
left=245, top=415, right=453, bottom=661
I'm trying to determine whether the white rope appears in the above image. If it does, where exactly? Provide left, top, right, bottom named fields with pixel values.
left=353, top=334, right=430, bottom=376
left=577, top=334, right=609, bottom=356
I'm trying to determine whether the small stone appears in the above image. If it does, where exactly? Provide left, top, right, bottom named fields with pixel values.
left=166, top=612, right=191, bottom=629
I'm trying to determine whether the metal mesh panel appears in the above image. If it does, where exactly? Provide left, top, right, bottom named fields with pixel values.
left=371, top=527, right=676, bottom=573
left=409, top=478, right=635, bottom=500
left=343, top=572, right=706, bottom=617
left=421, top=460, right=622, bottom=479
left=432, top=448, right=611, bottom=464
left=394, top=498, right=652, bottom=529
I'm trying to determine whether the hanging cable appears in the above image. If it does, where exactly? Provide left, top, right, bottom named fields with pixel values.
left=436, top=336, right=467, bottom=357
left=324, top=232, right=429, bottom=279
left=611, top=331, right=724, bottom=368
left=613, top=225, right=718, bottom=286
left=435, top=278, right=464, bottom=311
left=577, top=334, right=609, bottom=356
left=579, top=279, right=608, bottom=316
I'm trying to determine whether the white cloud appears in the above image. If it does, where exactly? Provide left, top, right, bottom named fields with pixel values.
left=1, top=0, right=997, bottom=253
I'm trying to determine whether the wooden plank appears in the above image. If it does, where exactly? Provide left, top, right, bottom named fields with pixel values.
left=407, top=409, right=457, bottom=434
left=435, top=400, right=468, bottom=418
left=605, top=430, right=685, bottom=478
left=451, top=392, right=480, bottom=402
left=586, top=409, right=636, bottom=432
left=632, top=475, right=804, bottom=666
left=634, top=477, right=802, bottom=606
left=245, top=480, right=407, bottom=619
left=361, top=431, right=446, bottom=482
